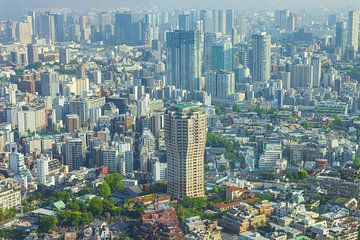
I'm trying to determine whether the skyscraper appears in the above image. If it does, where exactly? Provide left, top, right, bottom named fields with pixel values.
left=335, top=22, right=347, bottom=50
left=166, top=30, right=203, bottom=91
left=226, top=9, right=234, bottom=35
left=16, top=17, right=33, bottom=44
left=205, top=70, right=235, bottom=101
left=165, top=103, right=206, bottom=199
left=27, top=44, right=39, bottom=65
left=203, top=32, right=216, bottom=73
left=115, top=12, right=132, bottom=44
left=59, top=48, right=70, bottom=65
left=53, top=13, right=65, bottom=42
left=347, top=10, right=360, bottom=53
left=40, top=69, right=59, bottom=100
left=65, top=138, right=83, bottom=171
left=212, top=41, right=233, bottom=71
left=251, top=33, right=271, bottom=82
left=312, top=55, right=322, bottom=88
left=178, top=13, right=191, bottom=31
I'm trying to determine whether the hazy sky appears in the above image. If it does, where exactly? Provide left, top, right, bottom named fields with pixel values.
left=0, top=0, right=359, bottom=19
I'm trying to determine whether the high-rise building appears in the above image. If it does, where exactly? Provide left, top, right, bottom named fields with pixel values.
left=212, top=41, right=233, bottom=71
left=226, top=9, right=234, bottom=35
left=69, top=97, right=105, bottom=125
left=16, top=16, right=33, bottom=44
left=166, top=30, right=203, bottom=91
left=9, top=147, right=25, bottom=174
left=8, top=84, right=17, bottom=105
left=18, top=105, right=46, bottom=136
left=335, top=22, right=347, bottom=50
left=115, top=12, right=132, bottom=44
left=66, top=114, right=80, bottom=133
left=102, top=148, right=118, bottom=173
left=53, top=13, right=65, bottom=42
left=205, top=70, right=235, bottom=101
left=312, top=55, right=322, bottom=88
left=347, top=10, right=360, bottom=53
left=27, top=44, right=39, bottom=65
left=65, top=138, right=83, bottom=171
left=328, top=14, right=337, bottom=26
left=289, top=64, right=313, bottom=89
left=36, top=155, right=49, bottom=184
left=286, top=13, right=297, bottom=32
left=59, top=48, right=70, bottom=65
left=165, top=103, right=206, bottom=199
left=203, top=33, right=216, bottom=73
left=178, top=13, right=191, bottom=31
left=76, top=63, right=86, bottom=80
left=251, top=33, right=271, bottom=82
left=40, top=69, right=59, bottom=100
left=275, top=10, right=289, bottom=30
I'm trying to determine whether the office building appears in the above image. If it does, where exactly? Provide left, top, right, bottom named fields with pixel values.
left=178, top=13, right=191, bottom=31
left=166, top=30, right=204, bottom=91
left=102, top=148, right=118, bottom=173
left=212, top=41, right=233, bottom=71
left=40, top=69, right=59, bottom=100
left=347, top=10, right=359, bottom=52
left=335, top=22, right=347, bottom=51
left=115, top=12, right=132, bottom=44
left=205, top=70, right=235, bottom=101
left=203, top=32, right=216, bottom=73
left=69, top=97, right=105, bottom=125
left=312, top=55, right=322, bottom=88
left=27, top=44, right=39, bottom=65
left=65, top=138, right=83, bottom=171
left=66, top=114, right=80, bottom=133
left=289, top=64, right=313, bottom=89
left=59, top=48, right=70, bottom=65
left=165, top=103, right=206, bottom=199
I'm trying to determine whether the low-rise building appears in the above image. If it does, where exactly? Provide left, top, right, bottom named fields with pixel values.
left=0, top=180, right=21, bottom=209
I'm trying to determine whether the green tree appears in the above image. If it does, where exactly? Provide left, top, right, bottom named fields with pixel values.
left=353, top=158, right=360, bottom=169
left=98, top=182, right=112, bottom=197
left=38, top=215, right=58, bottom=233
left=89, top=197, right=103, bottom=216
left=297, top=170, right=308, bottom=180
left=232, top=103, right=241, bottom=112
left=104, top=173, right=124, bottom=193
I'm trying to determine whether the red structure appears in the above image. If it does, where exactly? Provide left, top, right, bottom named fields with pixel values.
left=139, top=204, right=184, bottom=239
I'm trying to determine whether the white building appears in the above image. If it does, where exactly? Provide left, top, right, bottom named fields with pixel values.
left=259, top=142, right=283, bottom=170
left=9, top=149, right=26, bottom=174
left=36, top=155, right=50, bottom=185
left=152, top=159, right=167, bottom=182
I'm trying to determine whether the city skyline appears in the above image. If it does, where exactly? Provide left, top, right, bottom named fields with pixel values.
left=1, top=0, right=360, bottom=19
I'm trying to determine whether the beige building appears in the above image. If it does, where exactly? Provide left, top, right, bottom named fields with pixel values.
left=16, top=16, right=33, bottom=44
left=66, top=114, right=81, bottom=133
left=0, top=181, right=21, bottom=209
left=165, top=103, right=206, bottom=199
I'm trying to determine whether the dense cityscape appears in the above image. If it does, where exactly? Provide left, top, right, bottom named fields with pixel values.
left=0, top=2, right=360, bottom=240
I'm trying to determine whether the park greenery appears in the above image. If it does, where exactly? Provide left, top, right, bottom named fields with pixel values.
left=34, top=173, right=125, bottom=233
left=207, top=132, right=240, bottom=159
left=0, top=207, right=16, bottom=223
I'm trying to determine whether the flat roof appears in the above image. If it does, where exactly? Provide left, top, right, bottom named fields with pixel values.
left=173, top=103, right=198, bottom=109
